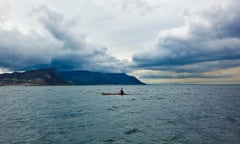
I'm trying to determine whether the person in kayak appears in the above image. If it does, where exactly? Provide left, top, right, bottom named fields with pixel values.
left=119, top=88, right=125, bottom=95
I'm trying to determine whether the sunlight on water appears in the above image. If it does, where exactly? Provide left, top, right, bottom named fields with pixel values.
left=0, top=85, right=240, bottom=144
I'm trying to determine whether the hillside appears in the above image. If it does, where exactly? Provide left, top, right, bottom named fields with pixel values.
left=0, top=68, right=69, bottom=86
left=60, top=70, right=145, bottom=85
left=0, top=68, right=145, bottom=85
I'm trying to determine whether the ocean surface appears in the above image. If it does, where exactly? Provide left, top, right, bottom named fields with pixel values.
left=0, top=85, right=240, bottom=144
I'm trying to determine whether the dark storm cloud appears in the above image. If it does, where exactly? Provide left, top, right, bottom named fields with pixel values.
left=133, top=0, right=240, bottom=73
left=0, top=5, right=125, bottom=72
left=0, top=27, right=58, bottom=70
left=136, top=56, right=240, bottom=74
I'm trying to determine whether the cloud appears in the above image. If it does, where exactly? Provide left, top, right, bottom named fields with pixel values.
left=121, top=0, right=161, bottom=15
left=132, top=0, right=240, bottom=73
left=144, top=59, right=240, bottom=73
left=132, top=66, right=240, bottom=84
left=140, top=73, right=231, bottom=79
left=120, top=0, right=186, bottom=16
left=0, top=5, right=126, bottom=72
left=0, top=24, right=58, bottom=70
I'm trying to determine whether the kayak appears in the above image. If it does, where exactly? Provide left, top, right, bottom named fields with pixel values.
left=101, top=93, right=127, bottom=95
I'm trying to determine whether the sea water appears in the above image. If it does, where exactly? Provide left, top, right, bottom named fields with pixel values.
left=0, top=85, right=240, bottom=144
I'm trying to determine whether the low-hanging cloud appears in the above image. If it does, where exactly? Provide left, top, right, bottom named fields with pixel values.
left=133, top=0, right=240, bottom=73
left=0, top=25, right=58, bottom=70
left=0, top=5, right=126, bottom=72
left=140, top=73, right=231, bottom=79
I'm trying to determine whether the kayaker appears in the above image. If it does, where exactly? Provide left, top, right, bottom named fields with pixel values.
left=120, top=88, right=124, bottom=95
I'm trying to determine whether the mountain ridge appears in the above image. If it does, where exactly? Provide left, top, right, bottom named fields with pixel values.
left=0, top=68, right=145, bottom=86
left=60, top=70, right=145, bottom=85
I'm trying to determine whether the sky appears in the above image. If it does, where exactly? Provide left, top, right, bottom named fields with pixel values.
left=0, top=0, right=240, bottom=84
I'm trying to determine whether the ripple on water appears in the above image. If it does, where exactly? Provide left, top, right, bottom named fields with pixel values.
left=124, top=128, right=142, bottom=135
left=107, top=106, right=120, bottom=111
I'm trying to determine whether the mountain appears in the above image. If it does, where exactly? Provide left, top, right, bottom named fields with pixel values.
left=0, top=68, right=70, bottom=86
left=60, top=70, right=145, bottom=85
left=0, top=68, right=145, bottom=86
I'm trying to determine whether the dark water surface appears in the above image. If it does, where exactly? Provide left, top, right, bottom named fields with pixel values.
left=0, top=85, right=240, bottom=144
